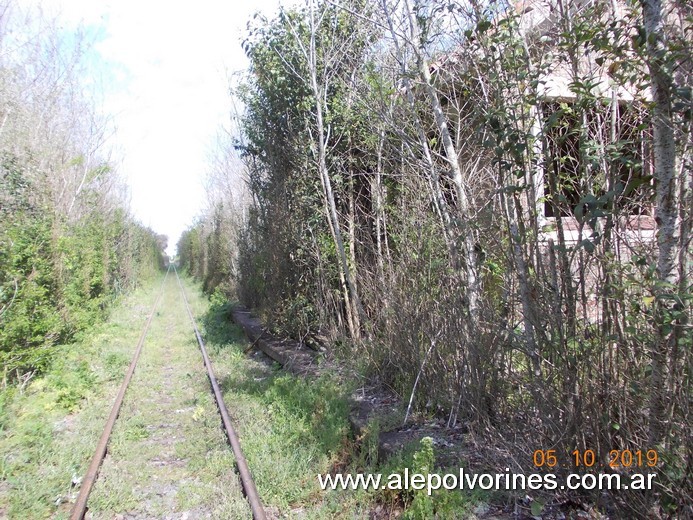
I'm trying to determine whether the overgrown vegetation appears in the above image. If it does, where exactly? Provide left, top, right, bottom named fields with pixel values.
left=203, top=292, right=480, bottom=518
left=0, top=282, right=163, bottom=518
left=178, top=0, right=690, bottom=517
left=0, top=8, right=166, bottom=512
left=85, top=275, right=250, bottom=519
left=0, top=4, right=165, bottom=380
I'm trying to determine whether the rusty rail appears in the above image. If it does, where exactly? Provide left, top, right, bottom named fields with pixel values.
left=174, top=266, right=266, bottom=520
left=70, top=266, right=170, bottom=520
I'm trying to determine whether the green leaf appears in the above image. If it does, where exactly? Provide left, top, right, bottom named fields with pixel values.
left=531, top=499, right=544, bottom=516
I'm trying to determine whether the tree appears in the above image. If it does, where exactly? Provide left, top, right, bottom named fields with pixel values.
left=639, top=0, right=686, bottom=448
left=0, top=3, right=165, bottom=377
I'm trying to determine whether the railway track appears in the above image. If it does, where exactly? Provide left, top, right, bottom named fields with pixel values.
left=69, top=266, right=266, bottom=520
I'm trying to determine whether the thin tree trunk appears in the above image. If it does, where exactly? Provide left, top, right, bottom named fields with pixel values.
left=306, top=0, right=363, bottom=340
left=640, top=0, right=681, bottom=445
left=403, top=0, right=480, bottom=319
left=379, top=0, right=457, bottom=266
left=374, top=129, right=386, bottom=282
left=382, top=0, right=480, bottom=319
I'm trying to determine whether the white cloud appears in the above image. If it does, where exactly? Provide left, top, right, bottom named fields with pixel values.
left=35, top=0, right=289, bottom=255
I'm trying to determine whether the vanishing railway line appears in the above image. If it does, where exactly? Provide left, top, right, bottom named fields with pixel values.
left=69, top=266, right=266, bottom=520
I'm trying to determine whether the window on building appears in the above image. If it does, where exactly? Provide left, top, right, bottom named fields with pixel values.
left=541, top=100, right=653, bottom=219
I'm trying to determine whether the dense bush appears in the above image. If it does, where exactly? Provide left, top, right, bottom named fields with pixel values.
left=0, top=5, right=165, bottom=379
left=180, top=0, right=690, bottom=515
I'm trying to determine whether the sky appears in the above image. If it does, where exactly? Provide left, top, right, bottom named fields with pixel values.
left=37, top=0, right=287, bottom=255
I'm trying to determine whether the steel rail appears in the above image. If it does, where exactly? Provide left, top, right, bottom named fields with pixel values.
left=70, top=266, right=171, bottom=520
left=173, top=266, right=266, bottom=520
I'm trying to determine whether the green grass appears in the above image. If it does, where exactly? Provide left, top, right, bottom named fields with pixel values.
left=195, top=293, right=373, bottom=518
left=0, top=280, right=163, bottom=518
left=374, top=437, right=486, bottom=519
left=85, top=274, right=248, bottom=519
left=0, top=275, right=485, bottom=519
left=198, top=289, right=489, bottom=519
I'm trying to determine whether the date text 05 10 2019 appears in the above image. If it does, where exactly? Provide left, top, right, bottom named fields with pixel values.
left=532, top=449, right=658, bottom=469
